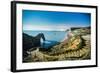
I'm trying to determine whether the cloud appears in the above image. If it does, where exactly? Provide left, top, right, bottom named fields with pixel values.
left=23, top=23, right=88, bottom=31
left=23, top=24, right=70, bottom=31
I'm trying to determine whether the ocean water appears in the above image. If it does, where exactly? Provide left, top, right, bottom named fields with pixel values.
left=23, top=31, right=67, bottom=48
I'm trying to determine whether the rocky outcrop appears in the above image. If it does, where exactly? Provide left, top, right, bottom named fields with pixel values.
left=23, top=33, right=45, bottom=58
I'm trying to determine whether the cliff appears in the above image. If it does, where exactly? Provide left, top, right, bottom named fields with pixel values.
left=23, top=27, right=91, bottom=62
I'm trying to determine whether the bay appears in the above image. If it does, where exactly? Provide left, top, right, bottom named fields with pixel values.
left=23, top=31, right=67, bottom=49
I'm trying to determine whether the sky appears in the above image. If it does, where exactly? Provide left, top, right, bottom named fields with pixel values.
left=22, top=10, right=91, bottom=31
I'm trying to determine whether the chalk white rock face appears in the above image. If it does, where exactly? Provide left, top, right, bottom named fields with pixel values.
left=40, top=38, right=44, bottom=46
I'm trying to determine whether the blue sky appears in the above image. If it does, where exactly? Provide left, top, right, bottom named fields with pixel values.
left=22, top=10, right=91, bottom=31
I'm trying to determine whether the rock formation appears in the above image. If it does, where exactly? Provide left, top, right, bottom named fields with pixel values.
left=23, top=33, right=45, bottom=58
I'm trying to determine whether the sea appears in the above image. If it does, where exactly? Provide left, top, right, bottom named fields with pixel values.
left=23, top=31, right=67, bottom=49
